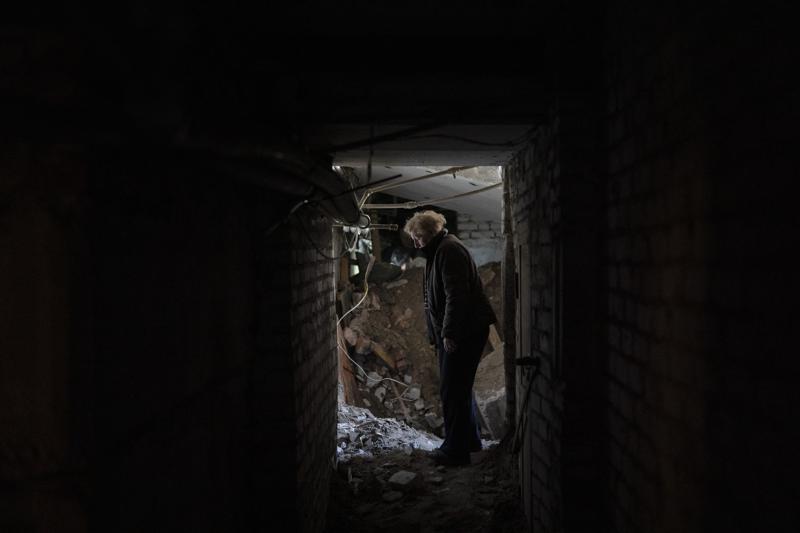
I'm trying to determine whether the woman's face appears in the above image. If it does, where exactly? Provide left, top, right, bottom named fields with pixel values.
left=411, top=230, right=430, bottom=249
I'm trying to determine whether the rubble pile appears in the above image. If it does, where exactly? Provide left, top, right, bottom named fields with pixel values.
left=338, top=265, right=445, bottom=435
left=338, top=261, right=507, bottom=439
left=327, top=423, right=525, bottom=533
left=328, top=261, right=521, bottom=532
left=335, top=404, right=443, bottom=463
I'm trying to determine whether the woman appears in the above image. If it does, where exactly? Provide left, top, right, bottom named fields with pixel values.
left=404, top=210, right=497, bottom=466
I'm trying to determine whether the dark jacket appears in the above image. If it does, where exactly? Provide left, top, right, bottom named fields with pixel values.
left=422, top=230, right=497, bottom=344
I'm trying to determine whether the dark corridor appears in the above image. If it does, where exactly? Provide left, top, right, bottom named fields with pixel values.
left=2, top=3, right=799, bottom=533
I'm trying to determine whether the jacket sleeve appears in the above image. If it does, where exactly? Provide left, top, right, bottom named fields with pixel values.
left=440, top=243, right=472, bottom=341
left=425, top=312, right=436, bottom=345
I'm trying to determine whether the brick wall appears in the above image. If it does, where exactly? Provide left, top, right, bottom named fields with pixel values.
left=0, top=143, right=92, bottom=532
left=0, top=143, right=339, bottom=532
left=86, top=158, right=312, bottom=533
left=289, top=213, right=339, bottom=533
left=506, top=123, right=564, bottom=533
left=507, top=101, right=607, bottom=532
left=456, top=214, right=504, bottom=266
left=604, top=6, right=707, bottom=530
left=507, top=5, right=797, bottom=533
left=604, top=4, right=798, bottom=532
left=505, top=9, right=607, bottom=533
left=0, top=21, right=345, bottom=533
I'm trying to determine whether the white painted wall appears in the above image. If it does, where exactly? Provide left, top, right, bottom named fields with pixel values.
left=456, top=214, right=503, bottom=266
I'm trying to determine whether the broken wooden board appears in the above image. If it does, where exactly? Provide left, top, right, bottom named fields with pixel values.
left=488, top=324, right=502, bottom=351
left=390, top=380, right=412, bottom=422
left=370, top=341, right=397, bottom=370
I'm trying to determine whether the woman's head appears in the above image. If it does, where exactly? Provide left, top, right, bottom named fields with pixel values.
left=404, top=210, right=447, bottom=248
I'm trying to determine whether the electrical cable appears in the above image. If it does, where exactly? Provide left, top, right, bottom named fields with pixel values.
left=335, top=339, right=412, bottom=400
left=342, top=227, right=359, bottom=254
left=328, top=122, right=446, bottom=153
left=313, top=172, right=403, bottom=206
left=271, top=199, right=411, bottom=394
left=265, top=198, right=312, bottom=238
left=358, top=166, right=476, bottom=208
left=363, top=181, right=503, bottom=210
left=263, top=188, right=368, bottom=262
left=403, top=128, right=536, bottom=148
left=510, top=359, right=542, bottom=455
left=367, top=123, right=373, bottom=184
left=336, top=255, right=414, bottom=398
left=320, top=124, right=532, bottom=207
left=292, top=211, right=342, bottom=261
left=337, top=255, right=375, bottom=324
left=402, top=133, right=531, bottom=147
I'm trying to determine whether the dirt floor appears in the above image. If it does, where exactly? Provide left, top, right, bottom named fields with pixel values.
left=328, top=261, right=521, bottom=532
left=325, top=419, right=525, bottom=533
left=338, top=261, right=504, bottom=439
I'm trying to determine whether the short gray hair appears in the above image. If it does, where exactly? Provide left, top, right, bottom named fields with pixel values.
left=403, top=210, right=447, bottom=238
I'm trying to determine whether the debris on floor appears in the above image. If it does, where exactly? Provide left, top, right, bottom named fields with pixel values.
left=336, top=261, right=506, bottom=440
left=328, top=260, right=522, bottom=533
left=326, top=409, right=525, bottom=533
left=335, top=403, right=443, bottom=463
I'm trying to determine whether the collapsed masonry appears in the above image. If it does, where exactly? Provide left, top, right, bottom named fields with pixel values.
left=336, top=260, right=507, bottom=441
left=335, top=403, right=443, bottom=463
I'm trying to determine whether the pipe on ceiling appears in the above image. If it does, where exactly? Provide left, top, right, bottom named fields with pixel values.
left=358, top=166, right=476, bottom=208
left=177, top=141, right=363, bottom=225
left=362, top=181, right=502, bottom=210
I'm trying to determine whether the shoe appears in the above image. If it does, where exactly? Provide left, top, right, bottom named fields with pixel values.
left=430, top=448, right=470, bottom=467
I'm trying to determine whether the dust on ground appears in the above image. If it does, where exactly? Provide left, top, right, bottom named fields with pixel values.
left=338, top=261, right=504, bottom=439
left=325, top=404, right=524, bottom=533
left=328, top=261, right=519, bottom=532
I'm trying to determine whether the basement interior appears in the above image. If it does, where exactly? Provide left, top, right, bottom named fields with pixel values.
left=1, top=4, right=797, bottom=533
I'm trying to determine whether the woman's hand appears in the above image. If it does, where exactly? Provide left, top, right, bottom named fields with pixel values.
left=443, top=337, right=458, bottom=353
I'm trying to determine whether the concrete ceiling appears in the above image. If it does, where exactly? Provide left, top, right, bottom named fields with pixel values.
left=287, top=73, right=548, bottom=224
left=346, top=165, right=504, bottom=222
left=315, top=123, right=534, bottom=222
left=326, top=124, right=532, bottom=167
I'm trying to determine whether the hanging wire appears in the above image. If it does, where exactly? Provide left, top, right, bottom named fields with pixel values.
left=362, top=181, right=503, bottom=210
left=292, top=211, right=340, bottom=261
left=336, top=254, right=413, bottom=396
left=321, top=172, right=403, bottom=201
left=510, top=359, right=542, bottom=454
left=367, top=123, right=374, bottom=184
left=265, top=198, right=311, bottom=237
left=341, top=226, right=360, bottom=254
left=402, top=131, right=534, bottom=147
